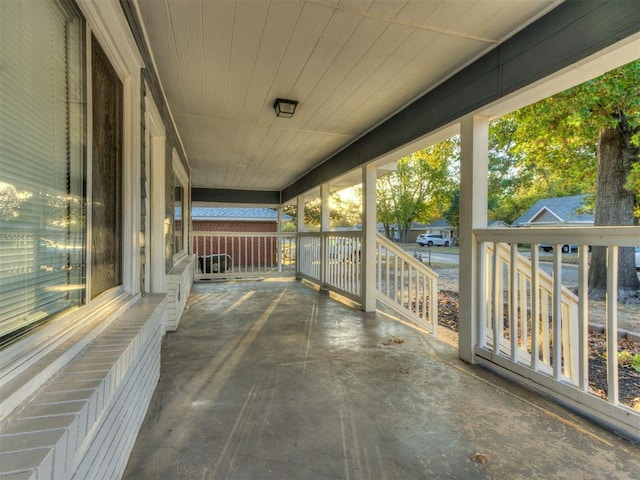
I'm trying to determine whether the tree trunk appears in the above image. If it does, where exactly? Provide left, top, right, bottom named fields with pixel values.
left=399, top=227, right=409, bottom=243
left=383, top=224, right=391, bottom=240
left=588, top=122, right=640, bottom=301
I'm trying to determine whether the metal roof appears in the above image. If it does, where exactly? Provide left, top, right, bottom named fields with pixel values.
left=191, top=207, right=291, bottom=221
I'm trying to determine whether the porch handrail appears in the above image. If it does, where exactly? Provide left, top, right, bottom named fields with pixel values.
left=191, top=231, right=297, bottom=280
left=297, top=231, right=363, bottom=303
left=484, top=242, right=579, bottom=380
left=475, top=226, right=640, bottom=247
left=375, top=234, right=439, bottom=335
left=474, top=226, right=640, bottom=438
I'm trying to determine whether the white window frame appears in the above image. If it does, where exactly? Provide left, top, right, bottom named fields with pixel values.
left=0, top=0, right=144, bottom=419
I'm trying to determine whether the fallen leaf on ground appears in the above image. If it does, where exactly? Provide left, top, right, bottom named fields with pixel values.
left=472, top=453, right=490, bottom=465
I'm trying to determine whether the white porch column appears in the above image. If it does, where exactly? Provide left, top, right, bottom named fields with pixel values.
left=320, top=184, right=330, bottom=288
left=277, top=206, right=283, bottom=272
left=458, top=114, right=489, bottom=363
left=295, top=197, right=305, bottom=278
left=149, top=135, right=167, bottom=293
left=362, top=163, right=377, bottom=312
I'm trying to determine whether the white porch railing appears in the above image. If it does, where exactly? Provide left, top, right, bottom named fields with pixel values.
left=298, top=231, right=362, bottom=303
left=481, top=242, right=579, bottom=381
left=192, top=232, right=297, bottom=280
left=192, top=231, right=438, bottom=333
left=376, top=234, right=439, bottom=335
left=474, top=226, right=640, bottom=437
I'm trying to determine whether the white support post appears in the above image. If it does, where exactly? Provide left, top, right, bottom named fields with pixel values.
left=606, top=246, right=619, bottom=405
left=459, top=115, right=489, bottom=363
left=362, top=163, right=377, bottom=312
left=296, top=196, right=305, bottom=278
left=277, top=207, right=283, bottom=273
left=149, top=135, right=167, bottom=293
left=320, top=184, right=330, bottom=288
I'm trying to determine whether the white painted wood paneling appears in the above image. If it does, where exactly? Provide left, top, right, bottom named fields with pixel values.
left=136, top=0, right=562, bottom=192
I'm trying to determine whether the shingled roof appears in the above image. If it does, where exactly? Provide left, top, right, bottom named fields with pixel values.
left=513, top=194, right=593, bottom=226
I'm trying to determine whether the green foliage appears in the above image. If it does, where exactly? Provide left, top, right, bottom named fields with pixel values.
left=442, top=189, right=459, bottom=235
left=283, top=191, right=361, bottom=230
left=617, top=350, right=640, bottom=373
left=377, top=139, right=458, bottom=240
left=330, top=193, right=361, bottom=227
left=280, top=221, right=297, bottom=232
left=487, top=59, right=640, bottom=224
left=603, top=350, right=640, bottom=373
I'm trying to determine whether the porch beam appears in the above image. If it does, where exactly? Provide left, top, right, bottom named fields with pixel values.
left=458, top=115, right=489, bottom=363
left=192, top=188, right=280, bottom=206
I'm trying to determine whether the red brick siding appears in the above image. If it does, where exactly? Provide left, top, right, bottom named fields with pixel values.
left=192, top=221, right=277, bottom=233
left=192, top=220, right=278, bottom=267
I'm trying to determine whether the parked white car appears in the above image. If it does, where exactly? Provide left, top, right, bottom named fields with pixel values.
left=635, top=246, right=640, bottom=269
left=540, top=244, right=578, bottom=253
left=416, top=234, right=449, bottom=247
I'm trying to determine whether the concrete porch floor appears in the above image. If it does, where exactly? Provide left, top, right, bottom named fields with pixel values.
left=124, top=279, right=640, bottom=479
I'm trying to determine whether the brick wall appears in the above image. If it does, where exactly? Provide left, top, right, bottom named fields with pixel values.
left=192, top=221, right=279, bottom=269
left=0, top=296, right=167, bottom=479
left=192, top=220, right=277, bottom=233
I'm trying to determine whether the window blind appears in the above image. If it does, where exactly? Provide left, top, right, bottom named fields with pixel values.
left=0, top=0, right=84, bottom=344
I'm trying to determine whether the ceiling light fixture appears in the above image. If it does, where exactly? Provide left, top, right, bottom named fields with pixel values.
left=273, top=98, right=298, bottom=118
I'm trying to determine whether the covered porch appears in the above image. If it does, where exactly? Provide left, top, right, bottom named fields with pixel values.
left=2, top=1, right=639, bottom=478
left=124, top=278, right=640, bottom=479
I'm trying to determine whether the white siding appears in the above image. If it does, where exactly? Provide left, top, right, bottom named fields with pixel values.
left=166, top=255, right=195, bottom=332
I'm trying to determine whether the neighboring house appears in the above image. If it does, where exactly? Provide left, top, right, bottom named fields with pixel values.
left=422, top=219, right=455, bottom=242
left=512, top=194, right=593, bottom=227
left=187, top=207, right=292, bottom=271
left=488, top=220, right=511, bottom=229
left=189, top=206, right=291, bottom=233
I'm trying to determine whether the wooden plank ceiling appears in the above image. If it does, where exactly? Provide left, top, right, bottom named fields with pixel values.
left=135, top=0, right=560, bottom=194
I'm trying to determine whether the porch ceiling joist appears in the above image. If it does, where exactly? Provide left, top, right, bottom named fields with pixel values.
left=281, top=0, right=640, bottom=203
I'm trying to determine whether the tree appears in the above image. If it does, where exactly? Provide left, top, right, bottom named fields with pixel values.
left=442, top=188, right=459, bottom=240
left=377, top=139, right=458, bottom=242
left=282, top=191, right=362, bottom=230
left=488, top=60, right=640, bottom=300
left=330, top=192, right=361, bottom=227
left=588, top=113, right=639, bottom=300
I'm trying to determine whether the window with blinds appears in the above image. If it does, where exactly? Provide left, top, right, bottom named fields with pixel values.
left=0, top=0, right=85, bottom=346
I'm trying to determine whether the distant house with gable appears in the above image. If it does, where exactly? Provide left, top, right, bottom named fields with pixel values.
left=488, top=220, right=511, bottom=229
left=512, top=194, right=593, bottom=227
